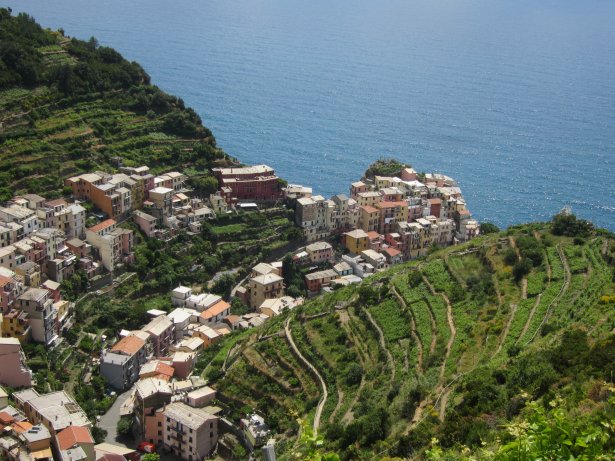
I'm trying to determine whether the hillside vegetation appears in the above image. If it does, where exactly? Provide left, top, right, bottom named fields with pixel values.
left=205, top=217, right=614, bottom=460
left=0, top=8, right=228, bottom=200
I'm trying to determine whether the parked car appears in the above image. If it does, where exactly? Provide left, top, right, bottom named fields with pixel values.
left=137, top=442, right=156, bottom=454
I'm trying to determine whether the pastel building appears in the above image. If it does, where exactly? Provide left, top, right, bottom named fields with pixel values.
left=0, top=338, right=33, bottom=388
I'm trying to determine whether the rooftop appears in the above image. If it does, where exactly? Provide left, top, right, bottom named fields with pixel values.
left=12, top=390, right=90, bottom=431
left=111, top=335, right=145, bottom=356
left=251, top=273, right=283, bottom=285
left=163, top=402, right=216, bottom=430
left=56, top=426, right=93, bottom=450
left=88, top=219, right=116, bottom=233
left=200, top=300, right=230, bottom=320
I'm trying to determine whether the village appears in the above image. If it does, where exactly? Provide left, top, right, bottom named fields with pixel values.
left=0, top=161, right=480, bottom=461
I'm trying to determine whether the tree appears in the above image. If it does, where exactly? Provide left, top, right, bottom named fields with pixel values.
left=212, top=273, right=235, bottom=298
left=551, top=213, right=593, bottom=238
left=512, top=258, right=532, bottom=282
left=480, top=222, right=500, bottom=234
left=117, top=416, right=133, bottom=438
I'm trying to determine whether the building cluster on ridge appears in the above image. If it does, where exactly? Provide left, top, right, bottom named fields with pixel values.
left=292, top=166, right=479, bottom=251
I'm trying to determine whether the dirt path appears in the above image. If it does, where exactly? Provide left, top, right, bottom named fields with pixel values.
left=438, top=388, right=452, bottom=421
left=391, top=285, right=423, bottom=373
left=515, top=294, right=542, bottom=345
left=526, top=244, right=571, bottom=344
left=424, top=297, right=438, bottom=356
left=329, top=388, right=345, bottom=424
left=439, top=293, right=457, bottom=382
left=421, top=275, right=456, bottom=381
left=363, top=308, right=395, bottom=382
left=521, top=278, right=528, bottom=299
left=495, top=302, right=519, bottom=355
left=284, top=318, right=328, bottom=435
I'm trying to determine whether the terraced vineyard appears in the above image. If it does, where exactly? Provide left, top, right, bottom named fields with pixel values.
left=204, top=224, right=615, bottom=459
left=0, top=10, right=229, bottom=199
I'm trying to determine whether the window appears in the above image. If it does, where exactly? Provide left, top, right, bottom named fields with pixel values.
left=158, top=422, right=162, bottom=427
left=210, top=431, right=214, bottom=438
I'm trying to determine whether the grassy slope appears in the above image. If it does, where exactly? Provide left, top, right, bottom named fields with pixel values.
left=0, top=11, right=229, bottom=198
left=205, top=223, right=615, bottom=459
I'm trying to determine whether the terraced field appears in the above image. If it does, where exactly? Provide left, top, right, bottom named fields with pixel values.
left=202, top=225, right=614, bottom=459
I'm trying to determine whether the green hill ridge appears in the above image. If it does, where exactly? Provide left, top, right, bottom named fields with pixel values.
left=0, top=8, right=229, bottom=201
left=206, top=219, right=614, bottom=460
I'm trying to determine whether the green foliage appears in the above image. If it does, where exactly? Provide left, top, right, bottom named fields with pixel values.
left=141, top=455, right=160, bottom=461
left=513, top=258, right=532, bottom=282
left=0, top=8, right=226, bottom=196
left=363, top=158, right=409, bottom=179
left=211, top=273, right=235, bottom=298
left=116, top=416, right=133, bottom=438
left=480, top=222, right=500, bottom=234
left=551, top=213, right=594, bottom=238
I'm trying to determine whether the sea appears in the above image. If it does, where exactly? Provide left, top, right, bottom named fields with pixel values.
left=6, top=0, right=615, bottom=230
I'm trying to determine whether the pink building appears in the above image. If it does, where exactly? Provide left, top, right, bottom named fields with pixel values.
left=0, top=338, right=33, bottom=388
left=142, top=316, right=175, bottom=357
left=133, top=210, right=157, bottom=238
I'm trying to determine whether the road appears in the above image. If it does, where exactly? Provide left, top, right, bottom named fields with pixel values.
left=98, top=388, right=134, bottom=444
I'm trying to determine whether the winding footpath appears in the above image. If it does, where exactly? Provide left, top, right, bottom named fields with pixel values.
left=284, top=318, right=328, bottom=435
left=363, top=308, right=396, bottom=382
left=391, top=285, right=424, bottom=373
left=526, top=244, right=571, bottom=344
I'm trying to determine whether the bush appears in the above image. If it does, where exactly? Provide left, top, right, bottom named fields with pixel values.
left=116, top=416, right=133, bottom=438
left=513, top=258, right=532, bottom=282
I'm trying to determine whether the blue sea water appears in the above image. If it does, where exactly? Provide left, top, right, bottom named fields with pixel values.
left=7, top=0, right=615, bottom=229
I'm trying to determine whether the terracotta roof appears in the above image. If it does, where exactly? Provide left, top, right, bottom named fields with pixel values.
left=57, top=426, right=94, bottom=450
left=88, top=219, right=116, bottom=233
left=0, top=275, right=13, bottom=287
left=428, top=198, right=442, bottom=204
left=111, top=335, right=145, bottom=355
left=154, top=362, right=174, bottom=378
left=201, top=300, right=230, bottom=320
left=367, top=231, right=381, bottom=240
left=12, top=421, right=33, bottom=433
left=223, top=315, right=241, bottom=325
left=360, top=205, right=379, bottom=214
left=0, top=411, right=15, bottom=425
left=44, top=199, right=67, bottom=207
left=383, top=247, right=401, bottom=257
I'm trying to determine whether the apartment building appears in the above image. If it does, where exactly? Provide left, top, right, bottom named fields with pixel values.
left=305, top=241, right=334, bottom=264
left=344, top=229, right=369, bottom=255
left=100, top=335, right=149, bottom=390
left=16, top=288, right=56, bottom=346
left=212, top=165, right=282, bottom=204
left=161, top=402, right=218, bottom=461
left=85, top=220, right=134, bottom=272
left=248, top=274, right=284, bottom=309
left=0, top=206, right=39, bottom=237
left=142, top=315, right=175, bottom=357
left=0, top=338, right=33, bottom=388
left=12, top=389, right=91, bottom=438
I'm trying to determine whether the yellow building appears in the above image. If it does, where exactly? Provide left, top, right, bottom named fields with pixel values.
left=344, top=229, right=369, bottom=255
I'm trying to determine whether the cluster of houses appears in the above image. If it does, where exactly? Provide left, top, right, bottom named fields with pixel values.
left=64, top=166, right=217, bottom=238
left=0, top=383, right=142, bottom=461
left=97, top=280, right=286, bottom=460
left=290, top=167, right=480, bottom=255
left=0, top=193, right=125, bottom=348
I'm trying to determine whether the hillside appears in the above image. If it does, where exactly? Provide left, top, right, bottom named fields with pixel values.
left=0, top=8, right=229, bottom=200
left=205, top=217, right=614, bottom=459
